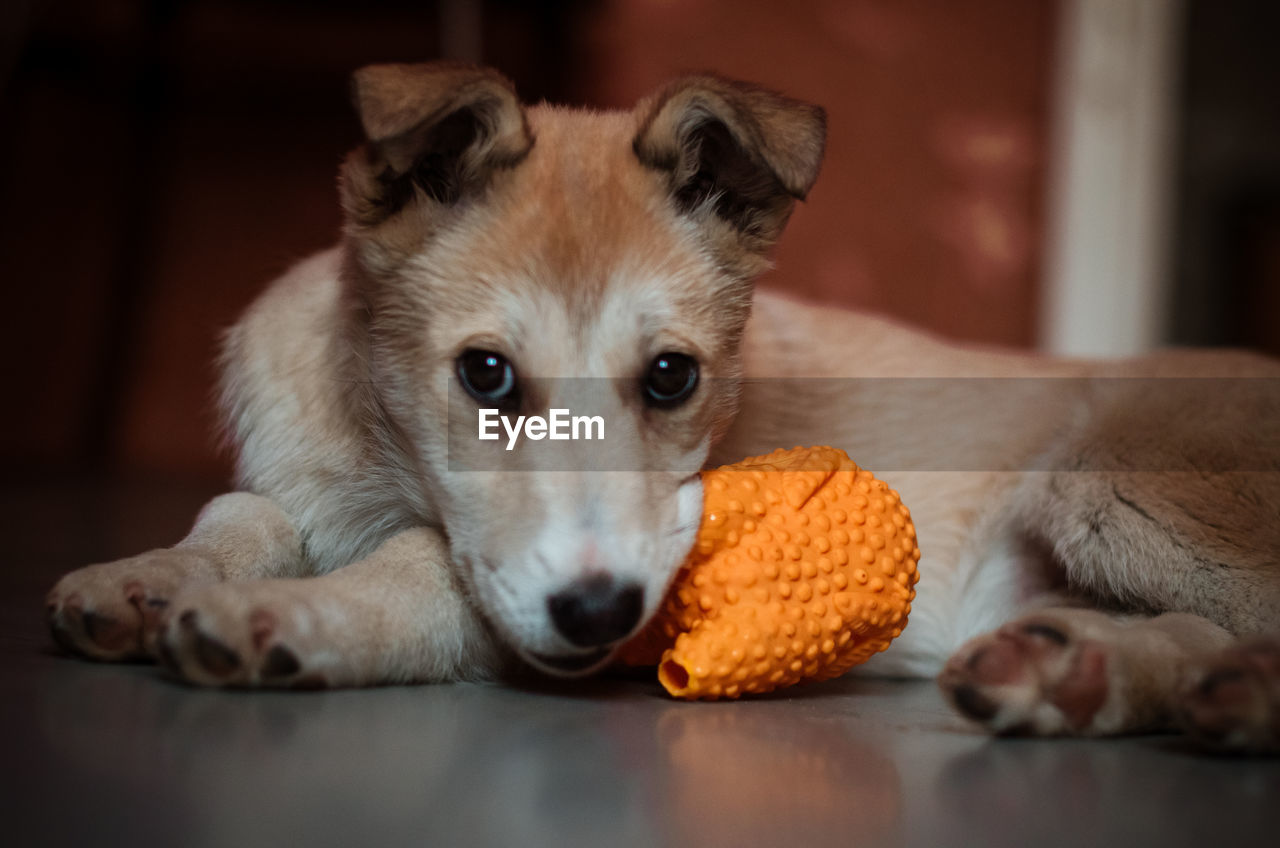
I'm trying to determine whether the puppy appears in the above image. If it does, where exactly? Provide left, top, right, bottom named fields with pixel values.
left=47, top=62, right=1280, bottom=752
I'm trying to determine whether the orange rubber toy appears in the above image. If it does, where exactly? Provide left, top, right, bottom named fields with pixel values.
left=619, top=446, right=920, bottom=700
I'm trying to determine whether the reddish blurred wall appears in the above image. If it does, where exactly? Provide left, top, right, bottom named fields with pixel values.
left=576, top=0, right=1058, bottom=346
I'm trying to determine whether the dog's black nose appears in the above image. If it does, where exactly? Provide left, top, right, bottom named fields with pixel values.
left=547, top=576, right=644, bottom=648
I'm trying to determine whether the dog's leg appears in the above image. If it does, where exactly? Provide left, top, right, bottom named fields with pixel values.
left=154, top=527, right=503, bottom=688
left=1020, top=470, right=1280, bottom=635
left=938, top=607, right=1236, bottom=736
left=1178, top=635, right=1280, bottom=753
left=46, top=493, right=304, bottom=661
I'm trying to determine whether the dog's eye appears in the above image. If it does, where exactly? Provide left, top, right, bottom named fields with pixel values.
left=644, top=353, right=699, bottom=408
left=457, top=349, right=517, bottom=403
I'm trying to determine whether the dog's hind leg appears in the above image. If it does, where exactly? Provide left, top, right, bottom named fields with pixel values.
left=938, top=608, right=1280, bottom=753
left=938, top=607, right=1233, bottom=736
left=1178, top=635, right=1280, bottom=753
left=1017, top=469, right=1280, bottom=635
left=46, top=493, right=304, bottom=661
left=153, top=527, right=503, bottom=688
left=1019, top=360, right=1280, bottom=631
left=937, top=465, right=1279, bottom=749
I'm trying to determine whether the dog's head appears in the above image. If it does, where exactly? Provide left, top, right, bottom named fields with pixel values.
left=337, top=62, right=825, bottom=675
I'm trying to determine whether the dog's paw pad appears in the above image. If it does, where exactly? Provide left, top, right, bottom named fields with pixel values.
left=1178, top=638, right=1280, bottom=754
left=950, top=684, right=1000, bottom=722
left=249, top=609, right=277, bottom=652
left=169, top=609, right=244, bottom=679
left=80, top=610, right=136, bottom=653
left=48, top=605, right=82, bottom=654
left=195, top=633, right=243, bottom=677
left=45, top=586, right=145, bottom=661
left=157, top=584, right=331, bottom=689
left=46, top=550, right=211, bottom=662
left=261, top=644, right=302, bottom=678
left=939, top=615, right=1110, bottom=736
left=156, top=636, right=182, bottom=674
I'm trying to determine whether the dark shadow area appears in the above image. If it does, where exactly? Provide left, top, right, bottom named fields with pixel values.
left=1172, top=0, right=1280, bottom=357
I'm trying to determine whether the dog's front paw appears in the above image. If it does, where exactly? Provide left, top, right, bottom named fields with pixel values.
left=47, top=549, right=216, bottom=661
left=937, top=610, right=1118, bottom=736
left=157, top=582, right=334, bottom=689
left=1178, top=637, right=1280, bottom=754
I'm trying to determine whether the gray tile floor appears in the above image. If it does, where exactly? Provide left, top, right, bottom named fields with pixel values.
left=4, top=477, right=1278, bottom=847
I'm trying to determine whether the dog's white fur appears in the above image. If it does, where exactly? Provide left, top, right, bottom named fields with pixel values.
left=48, top=64, right=1280, bottom=750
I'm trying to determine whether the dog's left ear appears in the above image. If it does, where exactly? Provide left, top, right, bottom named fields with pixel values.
left=634, top=76, right=826, bottom=274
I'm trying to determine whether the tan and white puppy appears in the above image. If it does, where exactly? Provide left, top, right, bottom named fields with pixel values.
left=47, top=63, right=1280, bottom=752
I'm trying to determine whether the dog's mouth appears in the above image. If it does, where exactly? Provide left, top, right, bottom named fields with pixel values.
left=527, top=647, right=614, bottom=676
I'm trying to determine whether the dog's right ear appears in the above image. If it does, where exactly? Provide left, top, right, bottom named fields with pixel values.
left=340, top=62, right=533, bottom=228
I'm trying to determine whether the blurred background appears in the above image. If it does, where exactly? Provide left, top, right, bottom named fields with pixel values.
left=0, top=0, right=1277, bottom=488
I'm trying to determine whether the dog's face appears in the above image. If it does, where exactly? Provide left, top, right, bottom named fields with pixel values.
left=337, top=63, right=825, bottom=675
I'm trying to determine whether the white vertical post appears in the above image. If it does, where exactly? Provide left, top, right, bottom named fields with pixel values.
left=1040, top=0, right=1185, bottom=357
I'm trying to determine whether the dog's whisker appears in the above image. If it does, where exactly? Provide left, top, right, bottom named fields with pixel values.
left=666, top=521, right=698, bottom=538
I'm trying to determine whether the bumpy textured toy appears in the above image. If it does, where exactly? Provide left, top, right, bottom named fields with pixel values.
left=619, top=446, right=920, bottom=700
